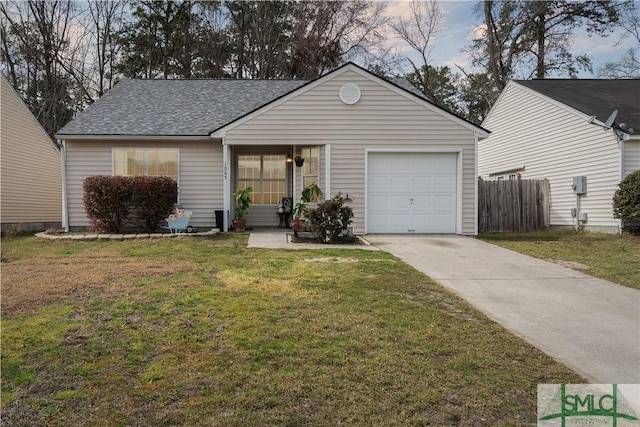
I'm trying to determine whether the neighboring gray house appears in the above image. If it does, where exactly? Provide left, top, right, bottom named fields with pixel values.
left=56, top=63, right=488, bottom=235
left=1, top=74, right=62, bottom=231
left=479, top=79, right=640, bottom=232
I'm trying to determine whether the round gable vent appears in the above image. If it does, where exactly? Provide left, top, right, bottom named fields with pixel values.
left=339, top=83, right=361, bottom=105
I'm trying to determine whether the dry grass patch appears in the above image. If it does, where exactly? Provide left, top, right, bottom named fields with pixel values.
left=2, top=257, right=198, bottom=315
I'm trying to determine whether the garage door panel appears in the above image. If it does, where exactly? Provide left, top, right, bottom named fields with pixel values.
left=433, top=155, right=457, bottom=171
left=412, top=214, right=433, bottom=228
left=369, top=175, right=391, bottom=191
left=434, top=214, right=455, bottom=228
left=390, top=194, right=410, bottom=209
left=391, top=176, right=412, bottom=190
left=412, top=194, right=433, bottom=209
left=434, top=176, right=456, bottom=191
left=369, top=194, right=391, bottom=210
left=412, top=176, right=433, bottom=189
left=368, top=213, right=390, bottom=229
left=391, top=214, right=411, bottom=227
left=391, top=156, right=413, bottom=171
left=368, top=152, right=457, bottom=234
left=434, top=194, right=455, bottom=210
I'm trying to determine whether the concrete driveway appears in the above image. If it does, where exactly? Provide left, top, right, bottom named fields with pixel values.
left=365, top=235, right=640, bottom=384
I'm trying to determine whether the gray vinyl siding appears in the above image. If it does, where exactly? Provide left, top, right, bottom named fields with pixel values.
left=1, top=76, right=62, bottom=230
left=479, top=82, right=623, bottom=230
left=65, top=139, right=221, bottom=230
left=624, top=141, right=640, bottom=177
left=224, top=69, right=478, bottom=235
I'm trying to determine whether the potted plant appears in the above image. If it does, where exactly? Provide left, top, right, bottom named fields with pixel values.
left=294, top=155, right=305, bottom=167
left=292, top=182, right=322, bottom=233
left=232, top=187, right=253, bottom=232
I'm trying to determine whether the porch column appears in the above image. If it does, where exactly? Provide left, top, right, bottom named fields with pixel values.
left=325, top=144, right=331, bottom=198
left=223, top=141, right=230, bottom=232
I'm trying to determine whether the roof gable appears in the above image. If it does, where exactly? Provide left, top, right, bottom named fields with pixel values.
left=512, top=79, right=639, bottom=135
left=211, top=62, right=489, bottom=137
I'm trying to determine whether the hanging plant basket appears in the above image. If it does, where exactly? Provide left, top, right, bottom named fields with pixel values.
left=294, top=157, right=305, bottom=167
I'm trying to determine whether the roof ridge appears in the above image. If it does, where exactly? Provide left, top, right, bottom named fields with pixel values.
left=120, top=77, right=310, bottom=82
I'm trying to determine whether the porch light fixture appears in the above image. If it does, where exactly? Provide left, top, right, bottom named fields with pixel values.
left=286, top=156, right=293, bottom=163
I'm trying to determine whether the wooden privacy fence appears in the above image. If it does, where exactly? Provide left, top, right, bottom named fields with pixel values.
left=478, top=179, right=550, bottom=232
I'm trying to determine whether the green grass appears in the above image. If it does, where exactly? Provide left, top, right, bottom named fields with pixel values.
left=479, top=229, right=640, bottom=289
left=1, top=234, right=583, bottom=425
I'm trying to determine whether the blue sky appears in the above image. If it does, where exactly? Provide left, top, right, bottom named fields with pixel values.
left=385, top=0, right=638, bottom=78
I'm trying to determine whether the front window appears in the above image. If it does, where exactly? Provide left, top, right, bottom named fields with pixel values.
left=113, top=148, right=178, bottom=180
left=301, top=147, right=319, bottom=201
left=237, top=154, right=287, bottom=204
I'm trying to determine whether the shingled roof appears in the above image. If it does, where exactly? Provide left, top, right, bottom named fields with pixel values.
left=515, top=79, right=640, bottom=135
left=56, top=78, right=309, bottom=137
left=56, top=62, right=485, bottom=139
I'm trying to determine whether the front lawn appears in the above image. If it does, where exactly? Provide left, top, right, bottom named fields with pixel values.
left=479, top=230, right=640, bottom=289
left=1, top=234, right=582, bottom=426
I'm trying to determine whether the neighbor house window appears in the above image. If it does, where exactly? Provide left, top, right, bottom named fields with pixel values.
left=237, top=154, right=286, bottom=205
left=113, top=148, right=178, bottom=180
left=496, top=173, right=520, bottom=181
left=301, top=147, right=319, bottom=200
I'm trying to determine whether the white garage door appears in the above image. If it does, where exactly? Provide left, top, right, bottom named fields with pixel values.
left=367, top=153, right=457, bottom=233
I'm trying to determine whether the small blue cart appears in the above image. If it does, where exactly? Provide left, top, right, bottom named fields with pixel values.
left=165, top=215, right=194, bottom=234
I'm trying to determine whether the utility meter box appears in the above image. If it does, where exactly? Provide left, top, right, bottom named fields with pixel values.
left=573, top=176, right=587, bottom=195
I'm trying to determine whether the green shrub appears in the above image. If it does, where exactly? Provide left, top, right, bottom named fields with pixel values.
left=613, top=170, right=640, bottom=234
left=306, top=194, right=354, bottom=243
left=83, top=176, right=178, bottom=233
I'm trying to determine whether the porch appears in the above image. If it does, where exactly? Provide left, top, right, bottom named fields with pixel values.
left=223, top=144, right=323, bottom=231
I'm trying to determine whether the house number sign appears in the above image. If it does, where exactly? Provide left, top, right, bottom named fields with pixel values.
left=223, top=162, right=228, bottom=181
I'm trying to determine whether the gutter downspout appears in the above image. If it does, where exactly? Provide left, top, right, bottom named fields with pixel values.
left=617, top=129, right=625, bottom=233
left=59, top=139, right=69, bottom=232
left=474, top=132, right=479, bottom=236
left=325, top=144, right=331, bottom=198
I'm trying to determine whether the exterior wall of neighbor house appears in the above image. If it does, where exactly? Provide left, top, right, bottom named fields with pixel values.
left=624, top=140, right=640, bottom=177
left=223, top=69, right=478, bottom=235
left=479, top=82, right=623, bottom=231
left=64, top=139, right=221, bottom=230
left=1, top=76, right=62, bottom=231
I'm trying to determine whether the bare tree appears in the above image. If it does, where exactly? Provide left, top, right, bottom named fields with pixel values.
left=391, top=0, right=452, bottom=105
left=598, top=0, right=640, bottom=78
left=391, top=0, right=441, bottom=74
left=0, top=0, right=76, bottom=137
left=87, top=0, right=126, bottom=96
left=471, top=0, right=620, bottom=92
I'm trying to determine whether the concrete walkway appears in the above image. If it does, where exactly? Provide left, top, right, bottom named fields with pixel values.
left=365, top=235, right=640, bottom=384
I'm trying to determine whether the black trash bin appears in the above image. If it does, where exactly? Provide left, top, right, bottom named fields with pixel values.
left=215, top=210, right=224, bottom=230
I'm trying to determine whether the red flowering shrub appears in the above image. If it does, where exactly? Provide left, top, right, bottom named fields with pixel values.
left=83, top=176, right=178, bottom=233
